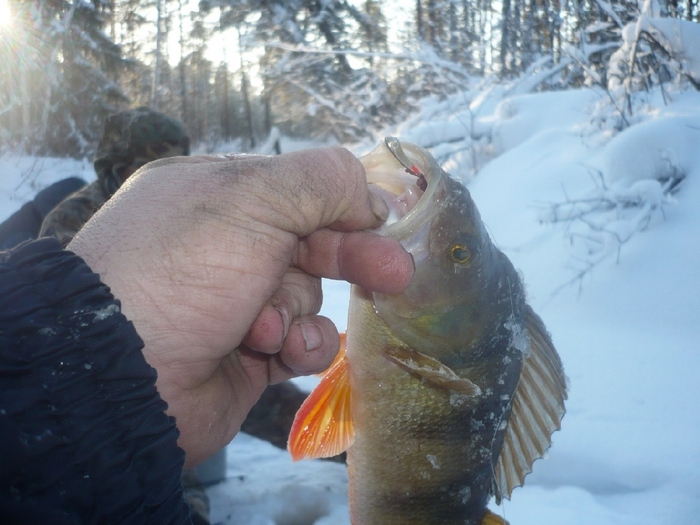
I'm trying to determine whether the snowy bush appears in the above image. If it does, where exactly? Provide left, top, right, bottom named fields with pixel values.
left=608, top=17, right=700, bottom=93
left=541, top=170, right=675, bottom=279
left=541, top=106, right=700, bottom=284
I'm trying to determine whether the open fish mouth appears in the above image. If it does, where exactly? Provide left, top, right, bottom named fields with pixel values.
left=361, top=137, right=444, bottom=237
left=361, top=138, right=451, bottom=322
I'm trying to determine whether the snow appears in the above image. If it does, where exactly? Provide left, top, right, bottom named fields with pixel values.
left=2, top=76, right=700, bottom=525
left=0, top=154, right=95, bottom=222
left=206, top=434, right=349, bottom=525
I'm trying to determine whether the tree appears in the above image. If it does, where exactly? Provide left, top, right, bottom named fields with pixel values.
left=200, top=0, right=393, bottom=141
left=1, top=0, right=129, bottom=157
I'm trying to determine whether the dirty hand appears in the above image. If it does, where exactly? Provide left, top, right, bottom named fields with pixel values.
left=68, top=148, right=414, bottom=467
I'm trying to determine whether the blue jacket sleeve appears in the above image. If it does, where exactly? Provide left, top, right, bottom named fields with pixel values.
left=0, top=238, right=192, bottom=524
left=0, top=177, right=87, bottom=249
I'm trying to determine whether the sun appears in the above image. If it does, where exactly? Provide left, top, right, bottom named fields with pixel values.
left=0, top=0, right=11, bottom=29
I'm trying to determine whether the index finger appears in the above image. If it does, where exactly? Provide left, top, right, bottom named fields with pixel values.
left=225, top=147, right=390, bottom=236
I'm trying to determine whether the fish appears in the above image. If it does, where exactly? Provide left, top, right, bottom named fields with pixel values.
left=288, top=137, right=567, bottom=525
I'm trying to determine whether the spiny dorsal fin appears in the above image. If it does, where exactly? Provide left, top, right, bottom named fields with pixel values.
left=287, top=342, right=354, bottom=461
left=493, top=304, right=567, bottom=503
left=384, top=346, right=482, bottom=396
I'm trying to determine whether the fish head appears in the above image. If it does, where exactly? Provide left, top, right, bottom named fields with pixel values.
left=362, top=138, right=521, bottom=353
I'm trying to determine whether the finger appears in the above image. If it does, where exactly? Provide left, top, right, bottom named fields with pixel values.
left=228, top=147, right=389, bottom=236
left=295, top=229, right=414, bottom=294
left=242, top=269, right=323, bottom=354
left=269, top=315, right=341, bottom=383
left=240, top=305, right=286, bottom=355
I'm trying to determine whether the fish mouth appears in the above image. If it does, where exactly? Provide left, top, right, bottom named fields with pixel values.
left=361, top=138, right=449, bottom=324
left=361, top=137, right=444, bottom=239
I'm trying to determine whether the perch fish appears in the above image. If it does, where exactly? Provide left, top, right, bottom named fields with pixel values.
left=288, top=138, right=567, bottom=525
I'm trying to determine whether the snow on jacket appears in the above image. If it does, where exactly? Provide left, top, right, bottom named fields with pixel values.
left=0, top=238, right=193, bottom=524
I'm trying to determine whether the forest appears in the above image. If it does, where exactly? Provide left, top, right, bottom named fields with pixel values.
left=1, top=0, right=699, bottom=158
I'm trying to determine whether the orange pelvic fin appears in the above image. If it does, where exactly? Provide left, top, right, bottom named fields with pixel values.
left=384, top=346, right=481, bottom=396
left=481, top=509, right=510, bottom=525
left=287, top=344, right=354, bottom=461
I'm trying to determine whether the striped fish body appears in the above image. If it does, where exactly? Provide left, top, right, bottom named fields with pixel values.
left=288, top=138, right=567, bottom=525
left=347, top=283, right=524, bottom=524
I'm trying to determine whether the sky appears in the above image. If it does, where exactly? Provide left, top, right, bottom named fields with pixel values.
left=0, top=0, right=11, bottom=28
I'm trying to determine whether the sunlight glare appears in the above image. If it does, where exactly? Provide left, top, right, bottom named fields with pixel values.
left=0, top=0, right=11, bottom=29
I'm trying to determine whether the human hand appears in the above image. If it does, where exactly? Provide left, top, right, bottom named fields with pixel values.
left=68, top=148, right=414, bottom=467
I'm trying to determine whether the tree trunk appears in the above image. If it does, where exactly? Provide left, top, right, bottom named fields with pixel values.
left=19, top=57, right=30, bottom=148
left=500, top=0, right=511, bottom=75
left=178, top=0, right=188, bottom=124
left=449, top=0, right=458, bottom=62
left=38, top=0, right=77, bottom=152
left=220, top=8, right=231, bottom=141
left=426, top=0, right=441, bottom=52
left=221, top=67, right=231, bottom=141
left=263, top=91, right=281, bottom=155
left=416, top=0, right=424, bottom=41
left=152, top=0, right=164, bottom=109
left=238, top=27, right=255, bottom=149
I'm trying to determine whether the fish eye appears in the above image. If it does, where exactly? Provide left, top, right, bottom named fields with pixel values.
left=450, top=243, right=471, bottom=264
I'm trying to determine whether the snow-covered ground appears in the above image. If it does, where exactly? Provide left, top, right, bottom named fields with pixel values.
left=2, top=81, right=700, bottom=524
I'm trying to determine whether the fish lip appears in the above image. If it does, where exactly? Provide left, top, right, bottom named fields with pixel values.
left=367, top=138, right=445, bottom=238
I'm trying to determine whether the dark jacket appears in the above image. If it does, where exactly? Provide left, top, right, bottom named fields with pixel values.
left=0, top=178, right=87, bottom=250
left=38, top=180, right=111, bottom=247
left=0, top=238, right=192, bottom=524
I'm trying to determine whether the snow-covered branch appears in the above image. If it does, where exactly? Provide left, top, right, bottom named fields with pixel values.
left=264, top=42, right=471, bottom=77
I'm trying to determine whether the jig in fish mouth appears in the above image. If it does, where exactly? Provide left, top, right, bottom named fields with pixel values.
left=385, top=137, right=428, bottom=191
left=384, top=137, right=415, bottom=171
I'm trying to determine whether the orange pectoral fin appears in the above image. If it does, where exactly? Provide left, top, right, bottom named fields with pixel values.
left=316, top=332, right=346, bottom=377
left=288, top=348, right=354, bottom=461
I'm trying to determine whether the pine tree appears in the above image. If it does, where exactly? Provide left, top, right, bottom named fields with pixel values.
left=0, top=0, right=129, bottom=157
